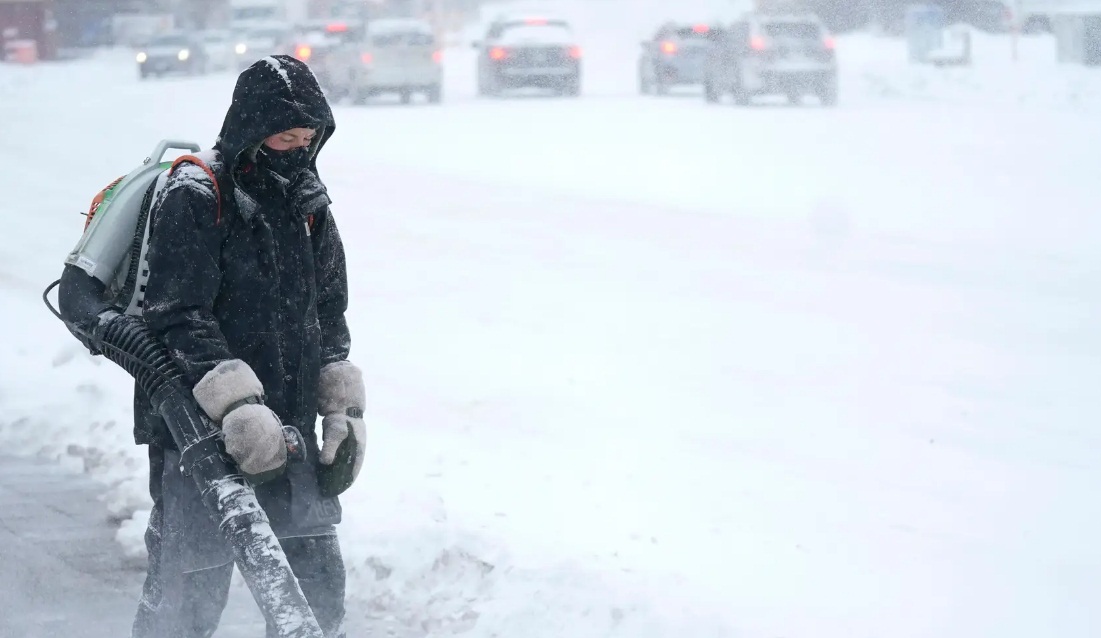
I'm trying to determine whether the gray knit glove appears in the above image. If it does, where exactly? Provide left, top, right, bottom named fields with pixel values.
left=316, top=361, right=367, bottom=495
left=193, top=359, right=288, bottom=481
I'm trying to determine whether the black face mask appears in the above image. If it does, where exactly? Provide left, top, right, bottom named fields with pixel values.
left=257, top=145, right=312, bottom=179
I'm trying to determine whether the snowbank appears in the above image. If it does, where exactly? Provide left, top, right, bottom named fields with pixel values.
left=0, top=293, right=735, bottom=637
left=845, top=30, right=1101, bottom=110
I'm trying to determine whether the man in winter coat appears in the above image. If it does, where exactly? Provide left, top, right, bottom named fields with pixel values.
left=130, top=55, right=365, bottom=638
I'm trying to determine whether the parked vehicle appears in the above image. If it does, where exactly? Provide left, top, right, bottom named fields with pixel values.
left=136, top=32, right=210, bottom=80
left=287, top=20, right=365, bottom=91
left=473, top=15, right=582, bottom=97
left=327, top=18, right=442, bottom=105
left=638, top=22, right=719, bottom=95
left=233, top=23, right=293, bottom=71
left=198, top=30, right=236, bottom=72
left=704, top=13, right=837, bottom=107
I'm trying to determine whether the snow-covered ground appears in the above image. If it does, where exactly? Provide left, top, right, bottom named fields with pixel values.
left=2, top=2, right=1100, bottom=636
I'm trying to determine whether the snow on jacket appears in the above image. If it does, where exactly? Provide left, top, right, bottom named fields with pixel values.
left=135, top=55, right=350, bottom=446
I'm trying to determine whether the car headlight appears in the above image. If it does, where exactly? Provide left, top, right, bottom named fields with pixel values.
left=235, top=43, right=247, bottom=55
left=136, top=51, right=147, bottom=63
left=178, top=49, right=190, bottom=61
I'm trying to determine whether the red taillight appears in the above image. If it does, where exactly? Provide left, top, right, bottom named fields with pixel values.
left=568, top=45, right=582, bottom=59
left=824, top=36, right=836, bottom=50
left=525, top=17, right=547, bottom=25
left=432, top=49, right=442, bottom=63
left=489, top=46, right=507, bottom=61
left=326, top=22, right=347, bottom=32
left=660, top=40, right=677, bottom=55
left=360, top=52, right=373, bottom=64
left=750, top=36, right=767, bottom=51
left=692, top=24, right=710, bottom=33
left=296, top=45, right=312, bottom=61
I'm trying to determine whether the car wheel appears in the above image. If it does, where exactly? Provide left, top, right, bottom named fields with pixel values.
left=639, top=65, right=651, bottom=95
left=400, top=88, right=413, bottom=105
left=562, top=75, right=581, bottom=97
left=654, top=80, right=669, bottom=96
left=704, top=80, right=721, bottom=104
left=426, top=83, right=442, bottom=104
left=818, top=77, right=838, bottom=107
left=733, top=85, right=750, bottom=106
left=480, top=72, right=501, bottom=97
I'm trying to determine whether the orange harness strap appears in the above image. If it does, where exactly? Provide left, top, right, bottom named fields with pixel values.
left=171, top=155, right=224, bottom=226
left=85, top=175, right=126, bottom=230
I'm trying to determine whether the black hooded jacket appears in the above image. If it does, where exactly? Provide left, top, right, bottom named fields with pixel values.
left=135, top=55, right=350, bottom=447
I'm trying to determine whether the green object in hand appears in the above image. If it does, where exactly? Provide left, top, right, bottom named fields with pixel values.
left=316, top=426, right=357, bottom=498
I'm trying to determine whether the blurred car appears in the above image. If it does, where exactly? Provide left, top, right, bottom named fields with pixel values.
left=473, top=15, right=582, bottom=97
left=638, top=22, right=719, bottom=95
left=287, top=20, right=365, bottom=91
left=233, top=23, right=293, bottom=71
left=327, top=18, right=442, bottom=105
left=136, top=32, right=210, bottom=80
left=703, top=13, right=837, bottom=106
left=198, top=29, right=236, bottom=72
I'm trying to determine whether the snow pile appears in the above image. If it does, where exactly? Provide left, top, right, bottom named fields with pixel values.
left=0, top=61, right=39, bottom=98
left=0, top=299, right=735, bottom=636
left=846, top=30, right=1101, bottom=109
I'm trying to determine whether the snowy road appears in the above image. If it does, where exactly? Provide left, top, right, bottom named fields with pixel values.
left=0, top=455, right=278, bottom=637
left=2, top=13, right=1100, bottom=638
left=0, top=455, right=140, bottom=638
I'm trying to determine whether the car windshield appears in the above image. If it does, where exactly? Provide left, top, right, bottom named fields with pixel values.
left=762, top=22, right=821, bottom=39
left=233, top=7, right=276, bottom=21
left=370, top=31, right=434, bottom=47
left=299, top=31, right=337, bottom=45
left=670, top=26, right=713, bottom=40
left=494, top=22, right=573, bottom=45
left=249, top=29, right=288, bottom=42
left=149, top=35, right=190, bottom=48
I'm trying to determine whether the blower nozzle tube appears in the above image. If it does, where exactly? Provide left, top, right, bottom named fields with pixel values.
left=49, top=264, right=324, bottom=638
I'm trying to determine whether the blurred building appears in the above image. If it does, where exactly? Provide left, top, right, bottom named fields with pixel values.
left=12, top=0, right=485, bottom=54
left=0, top=0, right=57, bottom=59
left=51, top=0, right=143, bottom=48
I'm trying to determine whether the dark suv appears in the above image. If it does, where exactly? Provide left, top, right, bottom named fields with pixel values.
left=638, top=22, right=718, bottom=95
left=136, top=32, right=209, bottom=79
left=704, top=13, right=837, bottom=107
left=474, top=15, right=582, bottom=97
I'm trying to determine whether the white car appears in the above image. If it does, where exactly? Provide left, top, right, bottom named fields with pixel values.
left=327, top=19, right=443, bottom=105
left=199, top=30, right=236, bottom=72
left=473, top=15, right=582, bottom=97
